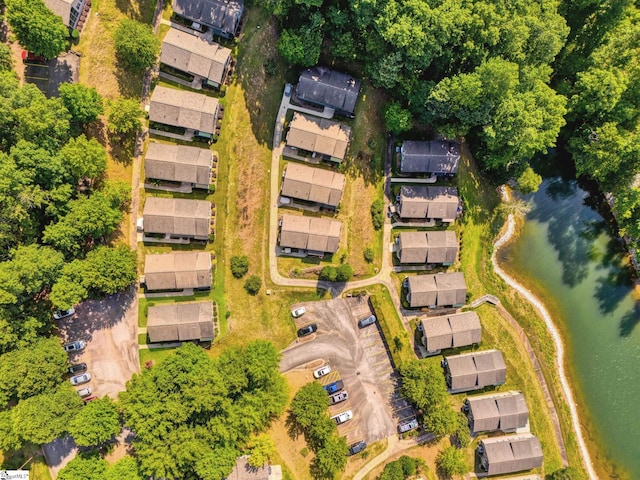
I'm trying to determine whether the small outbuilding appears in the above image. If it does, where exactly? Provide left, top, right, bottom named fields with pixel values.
left=285, top=113, right=352, bottom=163
left=443, top=349, right=507, bottom=393
left=421, top=311, right=481, bottom=353
left=396, top=230, right=458, bottom=265
left=160, top=28, right=231, bottom=88
left=465, top=391, right=529, bottom=435
left=143, top=197, right=211, bottom=241
left=478, top=434, right=543, bottom=476
left=147, top=301, right=214, bottom=343
left=399, top=140, right=460, bottom=176
left=281, top=163, right=345, bottom=209
left=397, top=186, right=460, bottom=222
left=296, top=67, right=361, bottom=116
left=172, top=0, right=244, bottom=39
left=278, top=214, right=342, bottom=255
left=405, top=272, right=467, bottom=308
left=144, top=252, right=212, bottom=291
left=149, top=86, right=219, bottom=138
left=144, top=142, right=213, bottom=191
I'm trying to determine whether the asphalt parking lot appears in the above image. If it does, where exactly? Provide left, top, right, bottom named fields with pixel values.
left=24, top=52, right=80, bottom=97
left=281, top=297, right=415, bottom=444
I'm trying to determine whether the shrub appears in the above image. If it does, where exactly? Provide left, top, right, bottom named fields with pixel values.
left=436, top=446, right=468, bottom=479
left=319, top=266, right=337, bottom=282
left=230, top=255, right=249, bottom=278
left=363, top=247, right=375, bottom=263
left=371, top=199, right=385, bottom=230
left=336, top=264, right=354, bottom=282
left=244, top=275, right=261, bottom=295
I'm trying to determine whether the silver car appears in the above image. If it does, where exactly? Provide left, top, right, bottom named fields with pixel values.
left=70, top=373, right=91, bottom=385
left=63, top=340, right=86, bottom=353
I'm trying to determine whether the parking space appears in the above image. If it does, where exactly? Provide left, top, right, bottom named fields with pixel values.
left=24, top=52, right=80, bottom=97
left=281, top=297, right=415, bottom=444
left=56, top=288, right=140, bottom=400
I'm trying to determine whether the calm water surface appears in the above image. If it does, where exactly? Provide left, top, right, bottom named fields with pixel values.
left=505, top=177, right=640, bottom=478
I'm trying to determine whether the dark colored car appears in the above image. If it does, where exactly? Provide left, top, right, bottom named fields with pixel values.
left=68, top=363, right=87, bottom=375
left=22, top=50, right=47, bottom=64
left=322, top=380, right=344, bottom=395
left=348, top=440, right=367, bottom=456
left=297, top=323, right=317, bottom=337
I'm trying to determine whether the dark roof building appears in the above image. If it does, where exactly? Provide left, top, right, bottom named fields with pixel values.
left=466, top=391, right=529, bottom=435
left=161, top=28, right=231, bottom=87
left=443, top=349, right=507, bottom=392
left=224, top=456, right=282, bottom=480
left=279, top=214, right=342, bottom=255
left=396, top=230, right=458, bottom=265
left=478, top=434, right=543, bottom=476
left=144, top=252, right=212, bottom=291
left=281, top=163, right=345, bottom=208
left=296, top=67, right=361, bottom=116
left=397, top=186, right=459, bottom=222
left=400, top=140, right=460, bottom=175
left=421, top=311, right=481, bottom=353
left=149, top=86, right=219, bottom=136
left=143, top=197, right=211, bottom=240
left=147, top=301, right=214, bottom=343
left=286, top=113, right=352, bottom=162
left=145, top=142, right=213, bottom=189
left=172, top=0, right=244, bottom=39
left=405, top=272, right=467, bottom=308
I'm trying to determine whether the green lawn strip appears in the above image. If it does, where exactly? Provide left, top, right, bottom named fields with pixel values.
left=139, top=347, right=178, bottom=366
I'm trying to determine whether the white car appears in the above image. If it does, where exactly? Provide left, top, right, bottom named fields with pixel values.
left=291, top=306, right=306, bottom=318
left=77, top=387, right=92, bottom=398
left=313, top=365, right=331, bottom=379
left=53, top=308, right=75, bottom=320
left=70, top=373, right=91, bottom=386
left=331, top=410, right=353, bottom=425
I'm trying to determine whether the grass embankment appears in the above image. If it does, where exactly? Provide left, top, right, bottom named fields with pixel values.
left=457, top=147, right=587, bottom=477
left=0, top=444, right=51, bottom=480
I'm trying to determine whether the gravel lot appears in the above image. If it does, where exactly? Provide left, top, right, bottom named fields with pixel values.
left=281, top=297, right=414, bottom=444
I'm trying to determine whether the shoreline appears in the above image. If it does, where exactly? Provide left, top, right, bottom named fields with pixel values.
left=491, top=212, right=597, bottom=479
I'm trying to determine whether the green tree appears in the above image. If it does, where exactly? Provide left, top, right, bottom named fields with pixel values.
left=107, top=98, right=142, bottom=135
left=0, top=44, right=14, bottom=72
left=14, top=91, right=71, bottom=152
left=59, top=83, right=105, bottom=125
left=105, top=457, right=143, bottom=480
left=5, top=0, right=69, bottom=59
left=10, top=140, right=65, bottom=190
left=69, top=397, right=121, bottom=447
left=230, top=255, right=249, bottom=278
left=247, top=434, right=277, bottom=468
left=436, top=446, right=468, bottom=479
left=336, top=264, right=354, bottom=282
left=546, top=467, right=580, bottom=480
left=319, top=266, right=337, bottom=282
left=58, top=134, right=108, bottom=182
left=516, top=165, right=543, bottom=194
left=58, top=453, right=108, bottom=480
left=113, top=19, right=160, bottom=72
left=613, top=187, right=640, bottom=239
left=244, top=275, right=262, bottom=295
left=0, top=410, right=21, bottom=452
left=371, top=199, right=385, bottom=230
left=277, top=12, right=324, bottom=67
left=311, top=434, right=348, bottom=479
left=290, top=382, right=328, bottom=429
left=383, top=101, right=412, bottom=134
left=452, top=412, right=471, bottom=448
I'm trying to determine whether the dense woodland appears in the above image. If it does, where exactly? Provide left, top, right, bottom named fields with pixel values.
left=270, top=0, right=640, bottom=245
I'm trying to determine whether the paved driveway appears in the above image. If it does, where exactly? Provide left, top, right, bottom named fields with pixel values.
left=56, top=287, right=140, bottom=400
left=281, top=297, right=413, bottom=444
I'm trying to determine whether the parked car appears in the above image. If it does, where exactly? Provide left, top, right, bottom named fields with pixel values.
left=329, top=391, right=348, bottom=405
left=323, top=380, right=344, bottom=395
left=291, top=306, right=306, bottom=318
left=397, top=418, right=419, bottom=434
left=313, top=365, right=331, bottom=378
left=68, top=363, right=87, bottom=375
left=77, top=387, right=92, bottom=398
left=297, top=323, right=317, bottom=337
left=83, top=395, right=97, bottom=403
left=53, top=308, right=75, bottom=320
left=70, top=373, right=91, bottom=386
left=331, top=410, right=353, bottom=425
left=284, top=84, right=292, bottom=97
left=22, top=50, right=47, bottom=64
left=358, top=314, right=377, bottom=328
left=348, top=440, right=367, bottom=456
left=63, top=340, right=86, bottom=353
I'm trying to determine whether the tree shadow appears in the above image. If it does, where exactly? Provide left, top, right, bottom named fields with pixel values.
left=114, top=0, right=158, bottom=23
left=285, top=410, right=303, bottom=440
left=618, top=301, right=640, bottom=337
left=108, top=134, right=136, bottom=165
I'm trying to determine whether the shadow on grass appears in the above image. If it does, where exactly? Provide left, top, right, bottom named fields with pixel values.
left=114, top=62, right=145, bottom=99
left=114, top=0, right=158, bottom=24
left=108, top=134, right=136, bottom=165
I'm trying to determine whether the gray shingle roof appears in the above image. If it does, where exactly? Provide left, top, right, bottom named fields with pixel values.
left=279, top=214, right=342, bottom=253
left=145, top=142, right=212, bottom=185
left=144, top=252, right=212, bottom=290
left=398, top=186, right=459, bottom=221
left=147, top=301, right=214, bottom=343
left=421, top=311, right=481, bottom=352
left=406, top=272, right=466, bottom=307
left=467, top=391, right=529, bottom=434
left=44, top=0, right=73, bottom=25
left=149, top=86, right=218, bottom=133
left=400, top=140, right=461, bottom=174
left=281, top=163, right=345, bottom=207
left=296, top=67, right=361, bottom=114
left=479, top=434, right=543, bottom=476
left=286, top=113, right=352, bottom=160
left=397, top=230, right=458, bottom=264
left=172, top=0, right=243, bottom=36
left=161, top=28, right=231, bottom=84
left=444, top=349, right=507, bottom=391
left=143, top=197, right=211, bottom=237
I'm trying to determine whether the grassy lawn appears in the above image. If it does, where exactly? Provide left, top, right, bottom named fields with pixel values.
left=0, top=444, right=51, bottom=480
